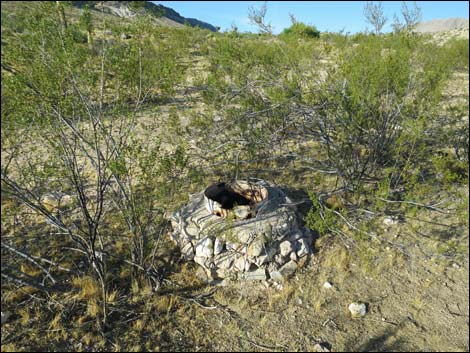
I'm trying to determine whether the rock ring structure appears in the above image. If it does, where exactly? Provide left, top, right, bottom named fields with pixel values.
left=170, top=178, right=313, bottom=282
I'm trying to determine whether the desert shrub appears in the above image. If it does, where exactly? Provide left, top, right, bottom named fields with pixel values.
left=1, top=2, right=195, bottom=329
left=65, top=23, right=88, bottom=43
left=444, top=38, right=469, bottom=71
left=301, top=32, right=458, bottom=237
left=321, top=31, right=350, bottom=49
left=280, top=22, right=320, bottom=39
left=301, top=33, right=453, bottom=190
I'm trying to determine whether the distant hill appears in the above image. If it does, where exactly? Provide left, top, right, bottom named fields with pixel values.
left=415, top=18, right=469, bottom=33
left=72, top=1, right=218, bottom=32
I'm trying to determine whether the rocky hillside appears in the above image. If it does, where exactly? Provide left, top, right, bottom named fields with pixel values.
left=72, top=1, right=218, bottom=31
left=415, top=17, right=469, bottom=32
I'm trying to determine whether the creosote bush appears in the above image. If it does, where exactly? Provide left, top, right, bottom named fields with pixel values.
left=280, top=22, right=320, bottom=39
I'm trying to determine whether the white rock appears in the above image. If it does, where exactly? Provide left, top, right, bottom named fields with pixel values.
left=195, top=237, right=213, bottom=258
left=41, top=193, right=60, bottom=210
left=194, top=256, right=207, bottom=268
left=289, top=232, right=303, bottom=242
left=234, top=257, right=247, bottom=271
left=225, top=241, right=236, bottom=251
left=279, top=260, right=297, bottom=278
left=323, top=281, right=333, bottom=289
left=244, top=259, right=254, bottom=272
left=269, top=271, right=283, bottom=282
left=296, top=238, right=312, bottom=257
left=233, top=205, right=252, bottom=219
left=41, top=192, right=73, bottom=210
left=215, top=268, right=230, bottom=279
left=180, top=242, right=195, bottom=260
left=272, top=281, right=284, bottom=290
left=348, top=302, right=367, bottom=318
left=195, top=267, right=210, bottom=282
left=383, top=216, right=399, bottom=226
left=247, top=237, right=264, bottom=257
left=236, top=228, right=254, bottom=243
left=214, top=253, right=237, bottom=269
left=290, top=251, right=298, bottom=262
left=255, top=255, right=269, bottom=266
left=274, top=254, right=288, bottom=266
left=1, top=311, right=11, bottom=325
left=214, top=238, right=224, bottom=256
left=312, top=343, right=330, bottom=352
left=238, top=268, right=267, bottom=281
left=280, top=240, right=294, bottom=257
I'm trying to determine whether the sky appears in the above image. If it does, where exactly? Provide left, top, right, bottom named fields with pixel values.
left=154, top=1, right=469, bottom=34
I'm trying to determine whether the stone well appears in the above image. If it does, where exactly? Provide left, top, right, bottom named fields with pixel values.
left=170, top=178, right=313, bottom=282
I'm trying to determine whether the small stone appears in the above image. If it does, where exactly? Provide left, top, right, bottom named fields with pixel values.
left=297, top=255, right=308, bottom=269
left=290, top=251, right=298, bottom=262
left=255, top=255, right=269, bottom=266
left=383, top=216, right=399, bottom=226
left=265, top=245, right=278, bottom=259
left=274, top=254, right=288, bottom=266
left=214, top=238, right=224, bottom=256
left=279, top=260, right=297, bottom=278
left=181, top=242, right=195, bottom=260
left=452, top=263, right=460, bottom=269
left=214, top=253, right=236, bottom=269
left=296, top=238, right=312, bottom=257
left=120, top=32, right=131, bottom=39
left=234, top=257, right=247, bottom=271
left=280, top=240, right=294, bottom=257
left=236, top=228, right=254, bottom=243
left=60, top=194, right=73, bottom=207
left=348, top=302, right=367, bottom=318
left=195, top=237, right=213, bottom=258
left=312, top=343, right=330, bottom=352
left=194, top=256, right=207, bottom=268
left=233, top=205, right=252, bottom=219
left=289, top=232, right=303, bottom=242
left=1, top=311, right=11, bottom=325
left=225, top=241, right=237, bottom=251
left=239, top=268, right=267, bottom=281
left=323, top=281, right=333, bottom=289
left=214, top=268, right=230, bottom=279
left=195, top=266, right=210, bottom=282
left=41, top=192, right=61, bottom=211
left=247, top=237, right=264, bottom=257
left=218, top=278, right=233, bottom=286
left=269, top=271, right=283, bottom=282
left=244, top=260, right=254, bottom=272
left=267, top=262, right=279, bottom=273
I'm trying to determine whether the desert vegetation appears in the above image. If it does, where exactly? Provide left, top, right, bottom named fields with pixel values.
left=1, top=1, right=468, bottom=351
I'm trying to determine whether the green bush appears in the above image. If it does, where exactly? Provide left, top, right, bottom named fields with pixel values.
left=445, top=38, right=469, bottom=71
left=301, top=33, right=453, bottom=190
left=280, top=22, right=320, bottom=39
